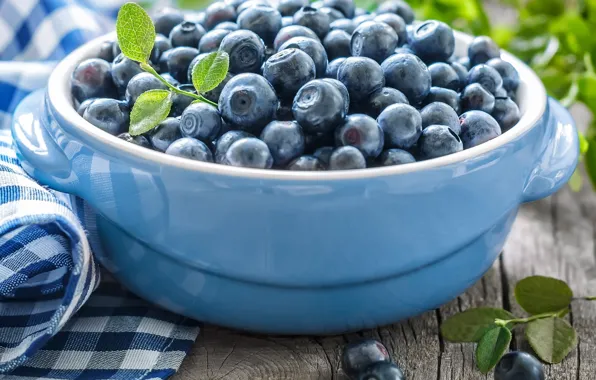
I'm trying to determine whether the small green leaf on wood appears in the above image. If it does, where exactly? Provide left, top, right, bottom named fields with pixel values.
left=130, top=89, right=172, bottom=136
left=476, top=326, right=512, bottom=374
left=514, top=276, right=573, bottom=315
left=192, top=51, right=230, bottom=94
left=441, top=307, right=515, bottom=342
left=116, top=2, right=156, bottom=63
left=526, top=317, right=577, bottom=364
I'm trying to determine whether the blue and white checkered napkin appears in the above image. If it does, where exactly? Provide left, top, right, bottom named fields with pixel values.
left=0, top=1, right=200, bottom=378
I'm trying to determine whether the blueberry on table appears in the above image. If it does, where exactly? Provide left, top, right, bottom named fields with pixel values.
left=351, top=21, right=399, bottom=63
left=97, top=40, right=115, bottom=63
left=329, top=146, right=367, bottom=170
left=341, top=339, right=392, bottom=379
left=214, top=21, right=239, bottom=31
left=293, top=79, right=347, bottom=135
left=459, top=110, right=502, bottom=149
left=204, top=2, right=237, bottom=30
left=376, top=0, right=415, bottom=24
left=118, top=133, right=152, bottom=148
left=495, top=352, right=545, bottom=380
left=224, top=137, right=274, bottom=169
left=377, top=103, right=421, bottom=149
left=83, top=98, right=129, bottom=136
left=338, top=57, right=385, bottom=103
left=165, top=137, right=214, bottom=162
left=273, top=25, right=319, bottom=51
left=170, top=84, right=196, bottom=117
left=330, top=18, right=356, bottom=34
left=260, top=120, right=305, bottom=166
left=420, top=102, right=461, bottom=134
left=424, top=87, right=460, bottom=114
left=150, top=117, right=182, bottom=152
left=169, top=21, right=206, bottom=48
left=219, top=30, right=266, bottom=74
left=461, top=83, right=496, bottom=114
left=468, top=36, right=501, bottom=66
left=417, top=125, right=463, bottom=160
left=374, top=13, right=407, bottom=46
left=279, top=37, right=328, bottom=77
left=335, top=114, right=384, bottom=158
left=219, top=73, right=278, bottom=133
left=287, top=155, right=325, bottom=170
left=381, top=53, right=431, bottom=105
left=467, top=64, right=503, bottom=94
left=166, top=47, right=200, bottom=83
left=326, top=57, right=346, bottom=79
left=428, top=62, right=461, bottom=91
left=71, top=58, right=117, bottom=103
left=313, top=146, right=334, bottom=166
left=237, top=6, right=283, bottom=45
left=199, top=29, right=231, bottom=53
left=378, top=149, right=415, bottom=166
left=367, top=87, right=409, bottom=118
left=263, top=49, right=316, bottom=100
left=125, top=73, right=168, bottom=106
left=492, top=98, right=520, bottom=132
left=324, top=30, right=351, bottom=60
left=323, top=0, right=355, bottom=18
left=293, top=6, right=330, bottom=39
left=408, top=20, right=455, bottom=63
left=203, top=73, right=233, bottom=103
left=180, top=103, right=222, bottom=142
left=77, top=99, right=95, bottom=116
left=319, top=7, right=345, bottom=23
left=153, top=7, right=185, bottom=36
left=278, top=0, right=309, bottom=16
left=214, top=130, right=253, bottom=163
left=356, top=361, right=405, bottom=380
left=487, top=58, right=519, bottom=92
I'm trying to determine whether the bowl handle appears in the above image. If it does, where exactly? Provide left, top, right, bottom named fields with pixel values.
left=522, top=97, right=579, bottom=203
left=11, top=89, right=79, bottom=195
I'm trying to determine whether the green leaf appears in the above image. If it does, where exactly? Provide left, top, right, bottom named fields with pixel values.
left=116, top=2, right=155, bottom=63
left=514, top=276, right=573, bottom=315
left=192, top=51, right=230, bottom=94
left=440, top=307, right=515, bottom=342
left=475, top=326, right=512, bottom=374
left=129, top=90, right=173, bottom=136
left=526, top=317, right=577, bottom=363
left=585, top=135, right=596, bottom=190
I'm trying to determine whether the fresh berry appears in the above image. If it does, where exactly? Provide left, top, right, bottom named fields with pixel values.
left=170, top=84, right=196, bottom=117
left=83, top=98, right=129, bottom=136
left=377, top=103, right=421, bottom=149
left=204, top=2, right=237, bottom=30
left=378, top=149, right=415, bottom=166
left=77, top=99, right=95, bottom=116
left=199, top=29, right=231, bottom=53
left=418, top=125, right=463, bottom=160
left=71, top=58, right=117, bottom=103
left=494, top=352, right=545, bottom=380
left=319, top=7, right=345, bottom=22
left=180, top=103, right=222, bottom=141
left=313, top=146, right=334, bottom=166
left=326, top=57, right=346, bottom=78
left=457, top=55, right=471, bottom=69
left=329, top=146, right=367, bottom=169
left=487, top=58, right=519, bottom=92
left=293, top=79, right=347, bottom=134
left=341, top=339, right=392, bottom=379
left=118, top=133, right=152, bottom=148
left=293, top=6, right=330, bottom=39
left=214, top=130, right=253, bottom=163
left=420, top=102, right=461, bottom=134
left=166, top=47, right=200, bottom=83
left=287, top=155, right=325, bottom=170
left=335, top=114, right=384, bottom=158
left=381, top=53, right=431, bottom=105
left=153, top=7, right=185, bottom=36
left=278, top=0, right=309, bottom=16
left=263, top=49, right=316, bottom=100
left=374, top=14, right=407, bottom=46
left=353, top=13, right=375, bottom=25
left=450, top=61, right=469, bottom=88
left=203, top=73, right=233, bottom=103
left=260, top=120, right=306, bottom=166
left=165, top=137, right=214, bottom=162
left=150, top=117, right=182, bottom=152
left=330, top=18, right=356, bottom=34
left=237, top=0, right=272, bottom=15
left=324, top=29, right=351, bottom=60
left=467, top=64, right=503, bottom=94
left=424, top=87, right=460, bottom=113
left=461, top=83, right=496, bottom=113
left=367, top=87, right=409, bottom=118
left=338, top=57, right=385, bottom=103
left=323, top=0, right=355, bottom=18
left=273, top=25, right=320, bottom=51
left=356, top=362, right=405, bottom=380
left=224, top=137, right=274, bottom=168
left=351, top=21, right=398, bottom=63
left=459, top=110, right=502, bottom=149
left=376, top=0, right=414, bottom=24
left=219, top=30, right=266, bottom=74
left=279, top=36, right=328, bottom=77
left=428, top=62, right=461, bottom=91
left=393, top=45, right=414, bottom=55
left=468, top=36, right=500, bottom=66
left=321, top=78, right=350, bottom=109
left=214, top=21, right=239, bottom=31
left=237, top=6, right=283, bottom=45
left=169, top=21, right=206, bottom=48
left=492, top=98, right=520, bottom=132
left=125, top=72, right=168, bottom=106
left=408, top=20, right=455, bottom=63
left=97, top=40, right=115, bottom=62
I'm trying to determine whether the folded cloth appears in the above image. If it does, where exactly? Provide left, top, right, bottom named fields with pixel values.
left=0, top=1, right=200, bottom=378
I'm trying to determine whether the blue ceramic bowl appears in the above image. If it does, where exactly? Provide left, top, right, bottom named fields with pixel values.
left=12, top=31, right=579, bottom=334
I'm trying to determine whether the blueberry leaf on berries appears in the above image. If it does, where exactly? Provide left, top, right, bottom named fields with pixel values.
left=192, top=50, right=230, bottom=93
left=116, top=2, right=156, bottom=63
left=130, top=89, right=173, bottom=136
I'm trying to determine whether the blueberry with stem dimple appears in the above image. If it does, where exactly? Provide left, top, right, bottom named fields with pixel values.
left=166, top=137, right=214, bottom=162
left=260, top=120, right=306, bottom=166
left=408, top=20, right=455, bottom=63
left=293, top=79, right=347, bottom=135
left=336, top=114, right=384, bottom=158
left=169, top=21, right=206, bottom=48
left=341, top=339, right=392, bottom=379
left=83, top=98, right=129, bottom=136
left=224, top=137, right=274, bottom=169
left=263, top=49, right=316, bottom=100
left=494, top=352, right=545, bottom=380
left=279, top=37, right=328, bottom=77
left=180, top=103, right=222, bottom=142
left=367, top=87, right=409, bottom=118
left=459, top=110, right=502, bottom=149
left=417, top=125, right=463, bottom=160
left=461, top=83, right=496, bottom=114
left=287, top=155, right=326, bottom=170
left=71, top=58, right=117, bottom=103
left=150, top=117, right=182, bottom=152
left=377, top=103, right=421, bottom=149
left=273, top=25, right=320, bottom=51
left=293, top=6, right=330, bottom=39
left=338, top=57, right=385, bottom=103
left=237, top=6, right=283, bottom=45
left=381, top=53, right=431, bottom=105
left=329, top=146, right=367, bottom=170
left=219, top=30, right=266, bottom=74
left=420, top=102, right=461, bottom=134
left=351, top=21, right=399, bottom=63
left=378, top=149, right=415, bottom=166
left=214, top=130, right=254, bottom=163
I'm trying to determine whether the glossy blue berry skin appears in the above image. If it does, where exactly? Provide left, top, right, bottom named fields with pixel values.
left=338, top=57, right=385, bottom=103
left=260, top=120, right=305, bottom=166
left=282, top=16, right=294, bottom=27
left=287, top=155, right=325, bottom=170
left=467, top=64, right=503, bottom=94
left=166, top=47, right=200, bottom=83
left=237, top=0, right=272, bottom=15
left=279, top=37, right=328, bottom=77
left=165, top=137, right=214, bottom=162
left=112, top=55, right=144, bottom=94
left=237, top=6, right=283, bottom=45
left=169, top=21, right=206, bottom=48
left=83, top=98, right=129, bottom=136
left=376, top=0, right=414, bottom=24
left=203, top=73, right=233, bottom=103
left=214, top=130, right=253, bottom=163
left=124, top=72, right=168, bottom=106
left=417, top=125, right=463, bottom=160
left=263, top=49, right=316, bottom=100
left=324, top=30, right=351, bottom=60
left=150, top=117, right=182, bottom=152
left=71, top=58, right=117, bottom=103
left=273, top=25, right=320, bottom=51
left=377, top=103, right=421, bottom=149
left=321, top=78, right=350, bottom=110
left=118, top=133, right=152, bottom=148
left=170, top=84, right=196, bottom=117
left=293, top=79, right=347, bottom=134
left=77, top=99, right=95, bottom=116
left=313, top=146, right=334, bottom=166
left=468, top=36, right=500, bottom=66
left=451, top=61, right=469, bottom=87
left=204, top=2, right=237, bottom=30
left=374, top=13, right=407, bottom=45
left=394, top=45, right=414, bottom=55
left=353, top=14, right=375, bottom=26
left=378, top=149, right=415, bottom=166
left=214, top=21, right=239, bottom=31
left=199, top=29, right=231, bottom=53
left=461, top=83, right=496, bottom=114
left=153, top=7, right=185, bottom=36
left=420, top=102, right=461, bottom=134
left=153, top=33, right=172, bottom=60
left=356, top=362, right=405, bottom=380
left=336, top=114, right=384, bottom=158
left=381, top=53, right=431, bottom=105
left=326, top=57, right=346, bottom=78
left=341, top=339, right=392, bottom=379
left=492, top=98, right=520, bottom=132
left=278, top=0, right=309, bottom=16
left=220, top=30, right=266, bottom=74
left=330, top=18, right=356, bottom=34
left=424, top=87, right=460, bottom=114
left=323, top=0, right=355, bottom=18
left=495, top=352, right=545, bottom=380
left=180, top=103, right=222, bottom=142
left=224, top=137, right=274, bottom=169
left=409, top=20, right=455, bottom=63
left=367, top=87, right=409, bottom=118
left=219, top=73, right=278, bottom=133
left=351, top=21, right=398, bottom=63
left=329, top=146, right=367, bottom=170
left=97, top=40, right=115, bottom=63
left=293, top=6, right=330, bottom=39
left=459, top=110, right=501, bottom=149
left=319, top=7, right=345, bottom=22
left=429, top=62, right=461, bottom=91
left=487, top=58, right=519, bottom=92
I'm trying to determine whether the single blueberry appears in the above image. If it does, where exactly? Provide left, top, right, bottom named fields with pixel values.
left=214, top=130, right=253, bottom=163
left=351, top=21, right=398, bottom=63
left=150, top=117, right=182, bottom=152
left=293, top=6, right=330, bottom=39
left=293, top=79, right=347, bottom=134
left=451, top=61, right=469, bottom=88
left=324, top=29, right=351, bottom=60
left=180, top=102, right=222, bottom=141
left=321, top=78, right=350, bottom=110
left=237, top=0, right=272, bottom=14
left=169, top=21, right=206, bottom=48
left=313, top=146, right=334, bottom=166
left=170, top=84, right=196, bottom=117
left=282, top=16, right=294, bottom=27
left=408, top=20, right=455, bottom=63
left=263, top=49, right=316, bottom=100
left=492, top=98, right=520, bottom=132
left=338, top=57, right=385, bottom=103
left=97, top=40, right=115, bottom=62
left=71, top=58, right=117, bottom=103
left=429, top=62, right=461, bottom=91
left=278, top=0, right=309, bottom=16
left=487, top=58, right=519, bottom=92
left=336, top=114, right=384, bottom=158
left=367, top=87, right=409, bottom=118
left=459, top=110, right=501, bottom=149
left=214, top=21, right=239, bottom=31
left=77, top=98, right=95, bottom=116
left=420, top=102, right=460, bottom=134
left=237, top=6, right=283, bottom=45
left=279, top=37, right=328, bottom=77
left=342, top=339, right=392, bottom=379
left=203, top=73, right=233, bottom=103
left=329, top=146, right=367, bottom=170
left=153, top=7, right=185, bottom=36
left=424, top=87, right=460, bottom=114
left=417, top=125, right=463, bottom=160
left=461, top=83, right=496, bottom=113
left=378, top=149, right=415, bottom=166
left=118, top=133, right=152, bottom=148
left=326, top=57, right=346, bottom=78
left=323, top=0, right=355, bottom=18
left=356, top=362, right=405, bottom=380
left=467, top=64, right=503, bottom=94
left=330, top=18, right=356, bottom=34
left=166, top=47, right=200, bottom=83
left=376, top=0, right=415, bottom=24
left=468, top=36, right=500, bottom=66
left=381, top=53, right=431, bottom=105
left=287, top=155, right=325, bottom=170
left=353, top=14, right=375, bottom=25
left=374, top=13, right=407, bottom=46
left=165, top=137, right=214, bottom=162
left=220, top=30, right=266, bottom=74
left=377, top=103, right=421, bottom=149
left=260, top=120, right=305, bottom=166
left=83, top=98, right=129, bottom=136
left=125, top=72, right=168, bottom=106
left=219, top=73, right=278, bottom=133
left=495, top=352, right=545, bottom=380
left=199, top=29, right=231, bottom=53
left=204, top=2, right=237, bottom=30
left=224, top=137, right=274, bottom=168
left=273, top=25, right=320, bottom=51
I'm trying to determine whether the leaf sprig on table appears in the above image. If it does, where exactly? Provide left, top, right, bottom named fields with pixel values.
left=441, top=275, right=595, bottom=373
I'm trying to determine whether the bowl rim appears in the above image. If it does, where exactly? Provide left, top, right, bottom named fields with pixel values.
left=48, top=30, right=547, bottom=181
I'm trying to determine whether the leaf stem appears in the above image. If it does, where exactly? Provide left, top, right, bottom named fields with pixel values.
left=495, top=309, right=568, bottom=327
left=140, top=62, right=218, bottom=107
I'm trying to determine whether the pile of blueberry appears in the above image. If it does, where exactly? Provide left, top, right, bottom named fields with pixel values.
left=71, top=0, right=521, bottom=170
